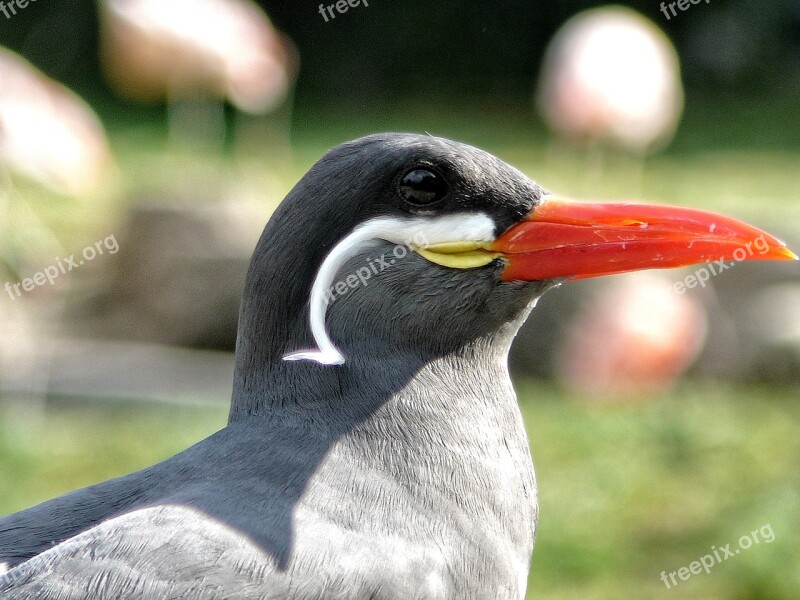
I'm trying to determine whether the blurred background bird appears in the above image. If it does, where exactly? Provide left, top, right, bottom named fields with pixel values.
left=536, top=6, right=684, bottom=192
left=0, top=46, right=112, bottom=283
left=98, top=0, right=297, bottom=153
left=0, top=48, right=112, bottom=198
left=554, top=272, right=708, bottom=397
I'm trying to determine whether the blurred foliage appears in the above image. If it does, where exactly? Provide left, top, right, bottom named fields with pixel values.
left=1, top=385, right=798, bottom=599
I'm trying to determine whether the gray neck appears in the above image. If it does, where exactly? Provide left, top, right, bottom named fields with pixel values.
left=232, top=317, right=538, bottom=590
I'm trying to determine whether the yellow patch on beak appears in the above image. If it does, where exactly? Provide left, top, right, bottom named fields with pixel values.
left=412, top=241, right=501, bottom=269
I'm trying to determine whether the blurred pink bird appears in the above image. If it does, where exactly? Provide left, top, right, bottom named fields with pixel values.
left=537, top=6, right=684, bottom=154
left=557, top=273, right=708, bottom=397
left=0, top=48, right=112, bottom=196
left=99, top=0, right=295, bottom=114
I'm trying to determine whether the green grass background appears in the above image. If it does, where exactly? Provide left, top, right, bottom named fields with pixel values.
left=1, top=384, right=798, bottom=599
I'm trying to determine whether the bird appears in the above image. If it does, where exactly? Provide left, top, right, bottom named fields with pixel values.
left=555, top=272, right=708, bottom=396
left=99, top=0, right=293, bottom=114
left=98, top=0, right=296, bottom=150
left=0, top=47, right=112, bottom=196
left=536, top=6, right=684, bottom=155
left=0, top=134, right=795, bottom=599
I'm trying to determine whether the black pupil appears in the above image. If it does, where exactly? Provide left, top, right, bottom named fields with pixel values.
left=400, top=169, right=447, bottom=205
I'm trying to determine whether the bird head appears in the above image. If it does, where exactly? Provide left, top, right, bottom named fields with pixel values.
left=236, top=133, right=796, bottom=378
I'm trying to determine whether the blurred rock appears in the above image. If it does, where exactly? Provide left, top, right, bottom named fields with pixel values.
left=82, top=201, right=265, bottom=350
left=0, top=296, right=47, bottom=399
left=744, top=283, right=800, bottom=384
left=693, top=257, right=800, bottom=385
left=2, top=338, right=234, bottom=405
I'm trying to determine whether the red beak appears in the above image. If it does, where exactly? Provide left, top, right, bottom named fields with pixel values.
left=492, top=195, right=798, bottom=281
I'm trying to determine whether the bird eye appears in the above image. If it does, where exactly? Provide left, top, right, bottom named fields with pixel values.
left=399, top=169, right=448, bottom=206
